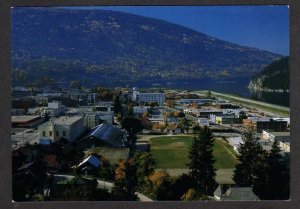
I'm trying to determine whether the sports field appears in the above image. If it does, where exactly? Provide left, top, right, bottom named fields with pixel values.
left=149, top=135, right=237, bottom=169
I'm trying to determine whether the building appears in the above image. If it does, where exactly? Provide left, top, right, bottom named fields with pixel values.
left=45, top=101, right=65, bottom=117
left=215, top=115, right=241, bottom=125
left=11, top=109, right=25, bottom=116
left=88, top=93, right=98, bottom=104
left=79, top=105, right=115, bottom=126
left=184, top=108, right=223, bottom=118
left=77, top=154, right=102, bottom=175
left=214, top=186, right=259, bottom=201
left=38, top=116, right=84, bottom=142
left=138, top=93, right=165, bottom=106
left=198, top=118, right=209, bottom=126
left=176, top=99, right=213, bottom=105
left=79, top=124, right=127, bottom=148
left=133, top=106, right=150, bottom=114
left=215, top=103, right=240, bottom=109
left=12, top=115, right=45, bottom=128
left=132, top=87, right=139, bottom=102
left=243, top=118, right=288, bottom=133
left=262, top=130, right=290, bottom=152
left=227, top=136, right=243, bottom=154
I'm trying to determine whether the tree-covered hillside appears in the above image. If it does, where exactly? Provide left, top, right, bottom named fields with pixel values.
left=248, top=57, right=289, bottom=91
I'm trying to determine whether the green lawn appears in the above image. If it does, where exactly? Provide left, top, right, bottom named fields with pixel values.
left=149, top=135, right=237, bottom=169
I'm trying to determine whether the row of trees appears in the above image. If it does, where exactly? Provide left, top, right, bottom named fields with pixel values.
left=233, top=131, right=290, bottom=200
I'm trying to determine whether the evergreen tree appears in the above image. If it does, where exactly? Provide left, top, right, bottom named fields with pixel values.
left=233, top=131, right=266, bottom=186
left=133, top=152, right=156, bottom=190
left=113, top=94, right=122, bottom=115
left=187, top=126, right=216, bottom=195
left=253, top=140, right=290, bottom=200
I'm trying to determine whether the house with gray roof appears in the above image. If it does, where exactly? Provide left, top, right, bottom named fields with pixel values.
left=79, top=124, right=127, bottom=148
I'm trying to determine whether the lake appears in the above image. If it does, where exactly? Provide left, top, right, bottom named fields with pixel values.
left=134, top=78, right=290, bottom=107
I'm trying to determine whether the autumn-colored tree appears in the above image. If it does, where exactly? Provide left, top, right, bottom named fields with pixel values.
left=112, top=159, right=137, bottom=200
left=166, top=99, right=175, bottom=108
left=147, top=170, right=172, bottom=200
left=142, top=112, right=150, bottom=118
left=181, top=188, right=208, bottom=201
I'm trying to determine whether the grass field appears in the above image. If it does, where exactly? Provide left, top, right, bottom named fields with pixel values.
left=150, top=135, right=237, bottom=169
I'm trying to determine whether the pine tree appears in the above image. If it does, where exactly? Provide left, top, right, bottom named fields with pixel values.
left=233, top=130, right=266, bottom=187
left=253, top=140, right=290, bottom=200
left=187, top=126, right=216, bottom=195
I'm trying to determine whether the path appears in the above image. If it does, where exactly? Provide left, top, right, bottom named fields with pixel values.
left=54, top=174, right=153, bottom=201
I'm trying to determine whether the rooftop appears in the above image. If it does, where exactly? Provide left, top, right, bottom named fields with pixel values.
left=85, top=124, right=125, bottom=147
left=12, top=115, right=42, bottom=123
left=268, top=131, right=290, bottom=137
left=51, top=116, right=83, bottom=126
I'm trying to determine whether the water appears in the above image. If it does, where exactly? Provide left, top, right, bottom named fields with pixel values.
left=133, top=78, right=290, bottom=107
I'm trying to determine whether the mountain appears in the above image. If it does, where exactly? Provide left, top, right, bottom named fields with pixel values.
left=12, top=8, right=282, bottom=87
left=248, top=57, right=289, bottom=92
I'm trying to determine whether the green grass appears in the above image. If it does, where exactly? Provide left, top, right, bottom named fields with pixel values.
left=149, top=135, right=237, bottom=169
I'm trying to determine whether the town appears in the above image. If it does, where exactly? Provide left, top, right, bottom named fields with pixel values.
left=12, top=83, right=290, bottom=201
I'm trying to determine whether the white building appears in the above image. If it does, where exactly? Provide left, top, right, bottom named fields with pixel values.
left=198, top=118, right=209, bottom=126
left=133, top=106, right=150, bottom=114
left=132, top=87, right=139, bottom=102
left=38, top=116, right=84, bottom=142
left=138, top=93, right=165, bottom=106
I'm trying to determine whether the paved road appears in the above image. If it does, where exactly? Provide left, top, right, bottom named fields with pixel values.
left=54, top=174, right=153, bottom=201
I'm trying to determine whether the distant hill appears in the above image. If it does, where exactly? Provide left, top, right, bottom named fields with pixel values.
left=12, top=8, right=282, bottom=87
left=248, top=57, right=289, bottom=92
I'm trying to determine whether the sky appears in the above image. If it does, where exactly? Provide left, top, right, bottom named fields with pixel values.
left=69, top=6, right=289, bottom=56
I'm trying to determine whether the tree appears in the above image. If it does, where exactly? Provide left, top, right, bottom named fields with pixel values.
left=121, top=116, right=144, bottom=145
left=253, top=140, right=290, bottom=200
left=192, top=124, right=201, bottom=134
left=181, top=188, right=208, bottom=201
left=142, top=111, right=150, bottom=118
left=112, top=159, right=138, bottom=200
left=233, top=130, right=266, bottom=187
left=113, top=94, right=122, bottom=115
left=147, top=170, right=172, bottom=200
left=166, top=99, right=175, bottom=108
left=206, top=90, right=212, bottom=98
left=178, top=118, right=190, bottom=133
left=133, top=152, right=156, bottom=190
left=187, top=126, right=216, bottom=195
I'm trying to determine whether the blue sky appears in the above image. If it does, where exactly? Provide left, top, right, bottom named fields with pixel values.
left=70, top=6, right=289, bottom=55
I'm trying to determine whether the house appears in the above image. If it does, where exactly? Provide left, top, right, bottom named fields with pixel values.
left=38, top=116, right=84, bottom=142
left=79, top=124, right=127, bottom=148
left=165, top=124, right=181, bottom=135
left=214, top=186, right=259, bottom=201
left=77, top=154, right=101, bottom=175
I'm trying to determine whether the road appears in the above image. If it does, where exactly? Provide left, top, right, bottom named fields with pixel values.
left=54, top=174, right=153, bottom=201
